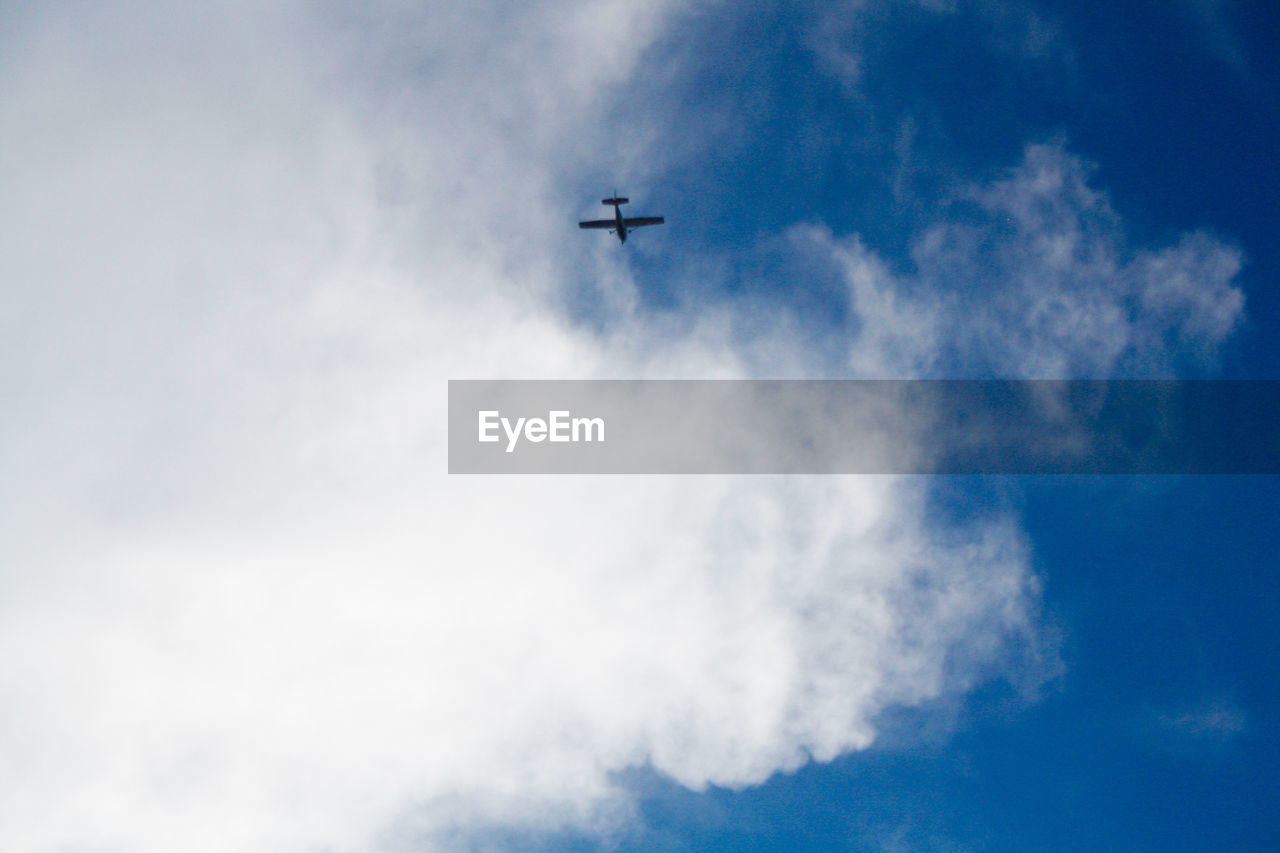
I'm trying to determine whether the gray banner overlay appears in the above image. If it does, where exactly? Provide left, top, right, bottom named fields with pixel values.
left=448, top=380, right=1280, bottom=474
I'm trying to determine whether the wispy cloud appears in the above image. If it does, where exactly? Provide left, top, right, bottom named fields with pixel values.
left=1156, top=698, right=1248, bottom=741
left=806, top=0, right=1071, bottom=92
left=1178, top=0, right=1251, bottom=81
left=796, top=141, right=1244, bottom=377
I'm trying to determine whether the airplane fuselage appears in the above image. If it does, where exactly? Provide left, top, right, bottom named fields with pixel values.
left=612, top=202, right=627, bottom=243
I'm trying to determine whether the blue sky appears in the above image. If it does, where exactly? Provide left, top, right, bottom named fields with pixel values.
left=2, top=2, right=1277, bottom=851
left=562, top=0, right=1280, bottom=848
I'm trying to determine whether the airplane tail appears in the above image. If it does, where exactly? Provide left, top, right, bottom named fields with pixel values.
left=602, top=196, right=629, bottom=206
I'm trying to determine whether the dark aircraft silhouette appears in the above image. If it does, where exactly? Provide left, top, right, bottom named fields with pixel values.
left=578, top=194, right=664, bottom=244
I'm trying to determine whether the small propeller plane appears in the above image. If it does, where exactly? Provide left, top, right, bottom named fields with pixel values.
left=578, top=193, right=664, bottom=244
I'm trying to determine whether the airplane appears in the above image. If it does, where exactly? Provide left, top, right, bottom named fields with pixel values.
left=578, top=193, right=664, bottom=244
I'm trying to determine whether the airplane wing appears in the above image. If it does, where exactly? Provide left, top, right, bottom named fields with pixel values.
left=622, top=217, right=664, bottom=228
left=578, top=219, right=614, bottom=229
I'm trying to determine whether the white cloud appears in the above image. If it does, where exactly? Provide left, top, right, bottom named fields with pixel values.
left=799, top=141, right=1244, bottom=377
